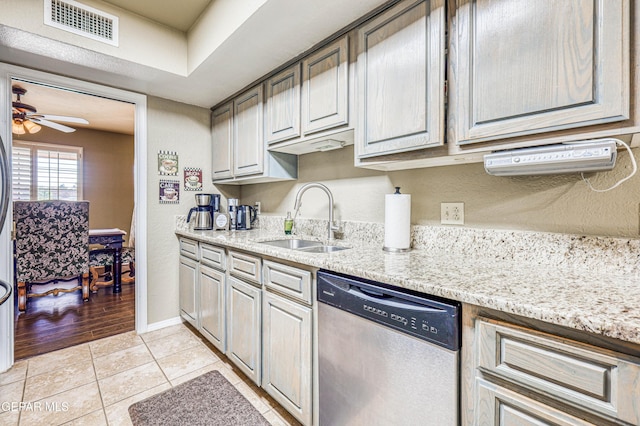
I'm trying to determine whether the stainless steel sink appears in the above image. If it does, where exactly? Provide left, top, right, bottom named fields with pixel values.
left=260, top=239, right=323, bottom=249
left=298, top=245, right=350, bottom=253
left=259, top=239, right=350, bottom=253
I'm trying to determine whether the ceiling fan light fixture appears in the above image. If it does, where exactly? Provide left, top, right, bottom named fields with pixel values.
left=12, top=120, right=26, bottom=135
left=23, top=120, right=42, bottom=134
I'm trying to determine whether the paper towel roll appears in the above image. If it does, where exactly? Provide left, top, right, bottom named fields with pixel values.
left=384, top=187, right=411, bottom=251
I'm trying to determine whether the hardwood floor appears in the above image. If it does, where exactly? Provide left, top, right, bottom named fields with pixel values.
left=14, top=280, right=135, bottom=360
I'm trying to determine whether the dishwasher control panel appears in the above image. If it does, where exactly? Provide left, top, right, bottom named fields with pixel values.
left=318, top=270, right=460, bottom=351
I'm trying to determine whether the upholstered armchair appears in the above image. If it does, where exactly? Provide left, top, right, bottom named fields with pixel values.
left=13, top=200, right=90, bottom=312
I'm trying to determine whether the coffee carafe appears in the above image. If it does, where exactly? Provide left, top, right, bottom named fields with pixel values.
left=187, top=194, right=220, bottom=230
left=236, top=205, right=257, bottom=230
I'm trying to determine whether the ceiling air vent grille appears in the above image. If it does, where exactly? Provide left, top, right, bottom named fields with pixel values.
left=44, top=0, right=119, bottom=46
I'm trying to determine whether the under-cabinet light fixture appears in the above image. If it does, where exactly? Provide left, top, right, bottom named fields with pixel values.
left=311, top=139, right=345, bottom=152
left=484, top=139, right=618, bottom=176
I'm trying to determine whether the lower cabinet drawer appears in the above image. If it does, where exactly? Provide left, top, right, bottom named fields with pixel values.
left=228, top=250, right=261, bottom=284
left=477, top=318, right=640, bottom=424
left=476, top=378, right=597, bottom=426
left=263, top=260, right=312, bottom=305
left=200, top=243, right=226, bottom=271
left=179, top=237, right=199, bottom=260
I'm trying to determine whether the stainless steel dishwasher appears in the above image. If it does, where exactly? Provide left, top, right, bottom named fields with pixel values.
left=317, top=270, right=461, bottom=425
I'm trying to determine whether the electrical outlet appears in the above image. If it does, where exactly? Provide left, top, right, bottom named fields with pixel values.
left=254, top=201, right=261, bottom=215
left=441, top=202, right=464, bottom=225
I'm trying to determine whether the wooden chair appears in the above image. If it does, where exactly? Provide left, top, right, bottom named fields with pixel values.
left=89, top=247, right=135, bottom=292
left=13, top=200, right=90, bottom=312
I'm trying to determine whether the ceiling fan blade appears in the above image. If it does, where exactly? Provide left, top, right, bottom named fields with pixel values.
left=30, top=118, right=77, bottom=133
left=28, top=114, right=89, bottom=124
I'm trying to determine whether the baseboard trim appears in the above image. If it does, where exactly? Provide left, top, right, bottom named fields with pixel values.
left=145, top=316, right=183, bottom=333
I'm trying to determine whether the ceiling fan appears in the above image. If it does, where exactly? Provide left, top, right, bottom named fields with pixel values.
left=12, top=85, right=89, bottom=135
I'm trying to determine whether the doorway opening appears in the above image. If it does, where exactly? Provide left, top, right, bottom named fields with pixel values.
left=11, top=78, right=136, bottom=359
left=0, top=63, right=148, bottom=370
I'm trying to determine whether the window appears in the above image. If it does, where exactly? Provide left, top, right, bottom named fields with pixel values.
left=12, top=141, right=83, bottom=201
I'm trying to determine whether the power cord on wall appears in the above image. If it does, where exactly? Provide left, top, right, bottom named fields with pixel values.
left=581, top=138, right=637, bottom=192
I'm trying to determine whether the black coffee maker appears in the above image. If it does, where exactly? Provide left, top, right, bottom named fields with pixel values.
left=187, top=194, right=220, bottom=230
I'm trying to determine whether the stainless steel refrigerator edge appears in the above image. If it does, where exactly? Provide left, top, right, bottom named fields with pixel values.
left=0, top=134, right=13, bottom=373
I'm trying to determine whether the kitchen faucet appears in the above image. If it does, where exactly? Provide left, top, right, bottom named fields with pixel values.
left=293, top=182, right=340, bottom=241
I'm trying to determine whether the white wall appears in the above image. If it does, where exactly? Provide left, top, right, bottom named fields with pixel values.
left=0, top=0, right=187, bottom=74
left=188, top=0, right=268, bottom=72
left=145, top=96, right=242, bottom=323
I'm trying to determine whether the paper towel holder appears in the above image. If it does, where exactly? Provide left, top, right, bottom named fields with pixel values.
left=383, top=187, right=412, bottom=253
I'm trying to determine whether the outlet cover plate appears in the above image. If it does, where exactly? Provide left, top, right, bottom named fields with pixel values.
left=441, top=202, right=464, bottom=225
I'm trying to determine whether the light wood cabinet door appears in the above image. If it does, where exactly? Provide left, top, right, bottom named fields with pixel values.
left=233, top=85, right=264, bottom=177
left=226, top=276, right=262, bottom=386
left=476, top=318, right=640, bottom=424
left=179, top=255, right=198, bottom=328
left=476, top=378, right=597, bottom=426
left=455, top=0, right=629, bottom=146
left=302, top=35, right=349, bottom=135
left=266, top=65, right=301, bottom=144
left=262, top=291, right=312, bottom=425
left=356, top=0, right=445, bottom=158
left=211, top=102, right=233, bottom=180
left=199, top=264, right=225, bottom=353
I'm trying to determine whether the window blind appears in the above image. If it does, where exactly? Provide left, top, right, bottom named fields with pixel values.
left=11, top=146, right=32, bottom=201
left=11, top=142, right=83, bottom=201
left=36, top=149, right=79, bottom=200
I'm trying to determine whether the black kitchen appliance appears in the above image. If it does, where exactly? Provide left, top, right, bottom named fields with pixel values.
left=236, top=205, right=257, bottom=230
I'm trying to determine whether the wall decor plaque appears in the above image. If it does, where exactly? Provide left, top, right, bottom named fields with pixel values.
left=184, top=167, right=203, bottom=191
left=159, top=179, right=180, bottom=204
left=158, top=150, right=178, bottom=175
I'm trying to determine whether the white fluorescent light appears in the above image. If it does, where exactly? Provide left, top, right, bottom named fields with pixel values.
left=484, top=139, right=618, bottom=176
left=311, top=139, right=345, bottom=152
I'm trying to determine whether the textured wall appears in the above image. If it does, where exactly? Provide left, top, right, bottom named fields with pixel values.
left=240, top=145, right=640, bottom=238
left=145, top=96, right=240, bottom=324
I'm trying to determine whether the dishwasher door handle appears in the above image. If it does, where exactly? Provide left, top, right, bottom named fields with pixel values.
left=349, top=285, right=447, bottom=314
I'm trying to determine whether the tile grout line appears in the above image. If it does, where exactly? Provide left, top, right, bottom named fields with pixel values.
left=89, top=342, right=109, bottom=426
left=97, top=328, right=188, bottom=416
left=140, top=331, right=173, bottom=387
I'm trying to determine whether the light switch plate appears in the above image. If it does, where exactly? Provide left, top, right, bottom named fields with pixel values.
left=441, top=202, right=464, bottom=225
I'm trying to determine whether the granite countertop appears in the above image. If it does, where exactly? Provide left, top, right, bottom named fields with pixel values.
left=175, top=221, right=640, bottom=346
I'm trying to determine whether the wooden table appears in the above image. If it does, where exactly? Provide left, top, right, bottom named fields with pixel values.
left=89, top=228, right=127, bottom=293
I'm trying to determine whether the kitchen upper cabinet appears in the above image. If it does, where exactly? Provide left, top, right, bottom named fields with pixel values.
left=266, top=35, right=353, bottom=156
left=355, top=0, right=445, bottom=159
left=266, top=65, right=301, bottom=144
left=234, top=85, right=264, bottom=177
left=199, top=264, right=225, bottom=353
left=179, top=255, right=198, bottom=328
left=226, top=276, right=262, bottom=386
left=301, top=35, right=349, bottom=135
left=262, top=291, right=312, bottom=425
left=211, top=102, right=233, bottom=180
left=211, top=85, right=297, bottom=184
left=454, top=0, right=629, bottom=146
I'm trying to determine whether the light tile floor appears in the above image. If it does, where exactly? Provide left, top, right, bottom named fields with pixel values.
left=0, top=323, right=300, bottom=426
